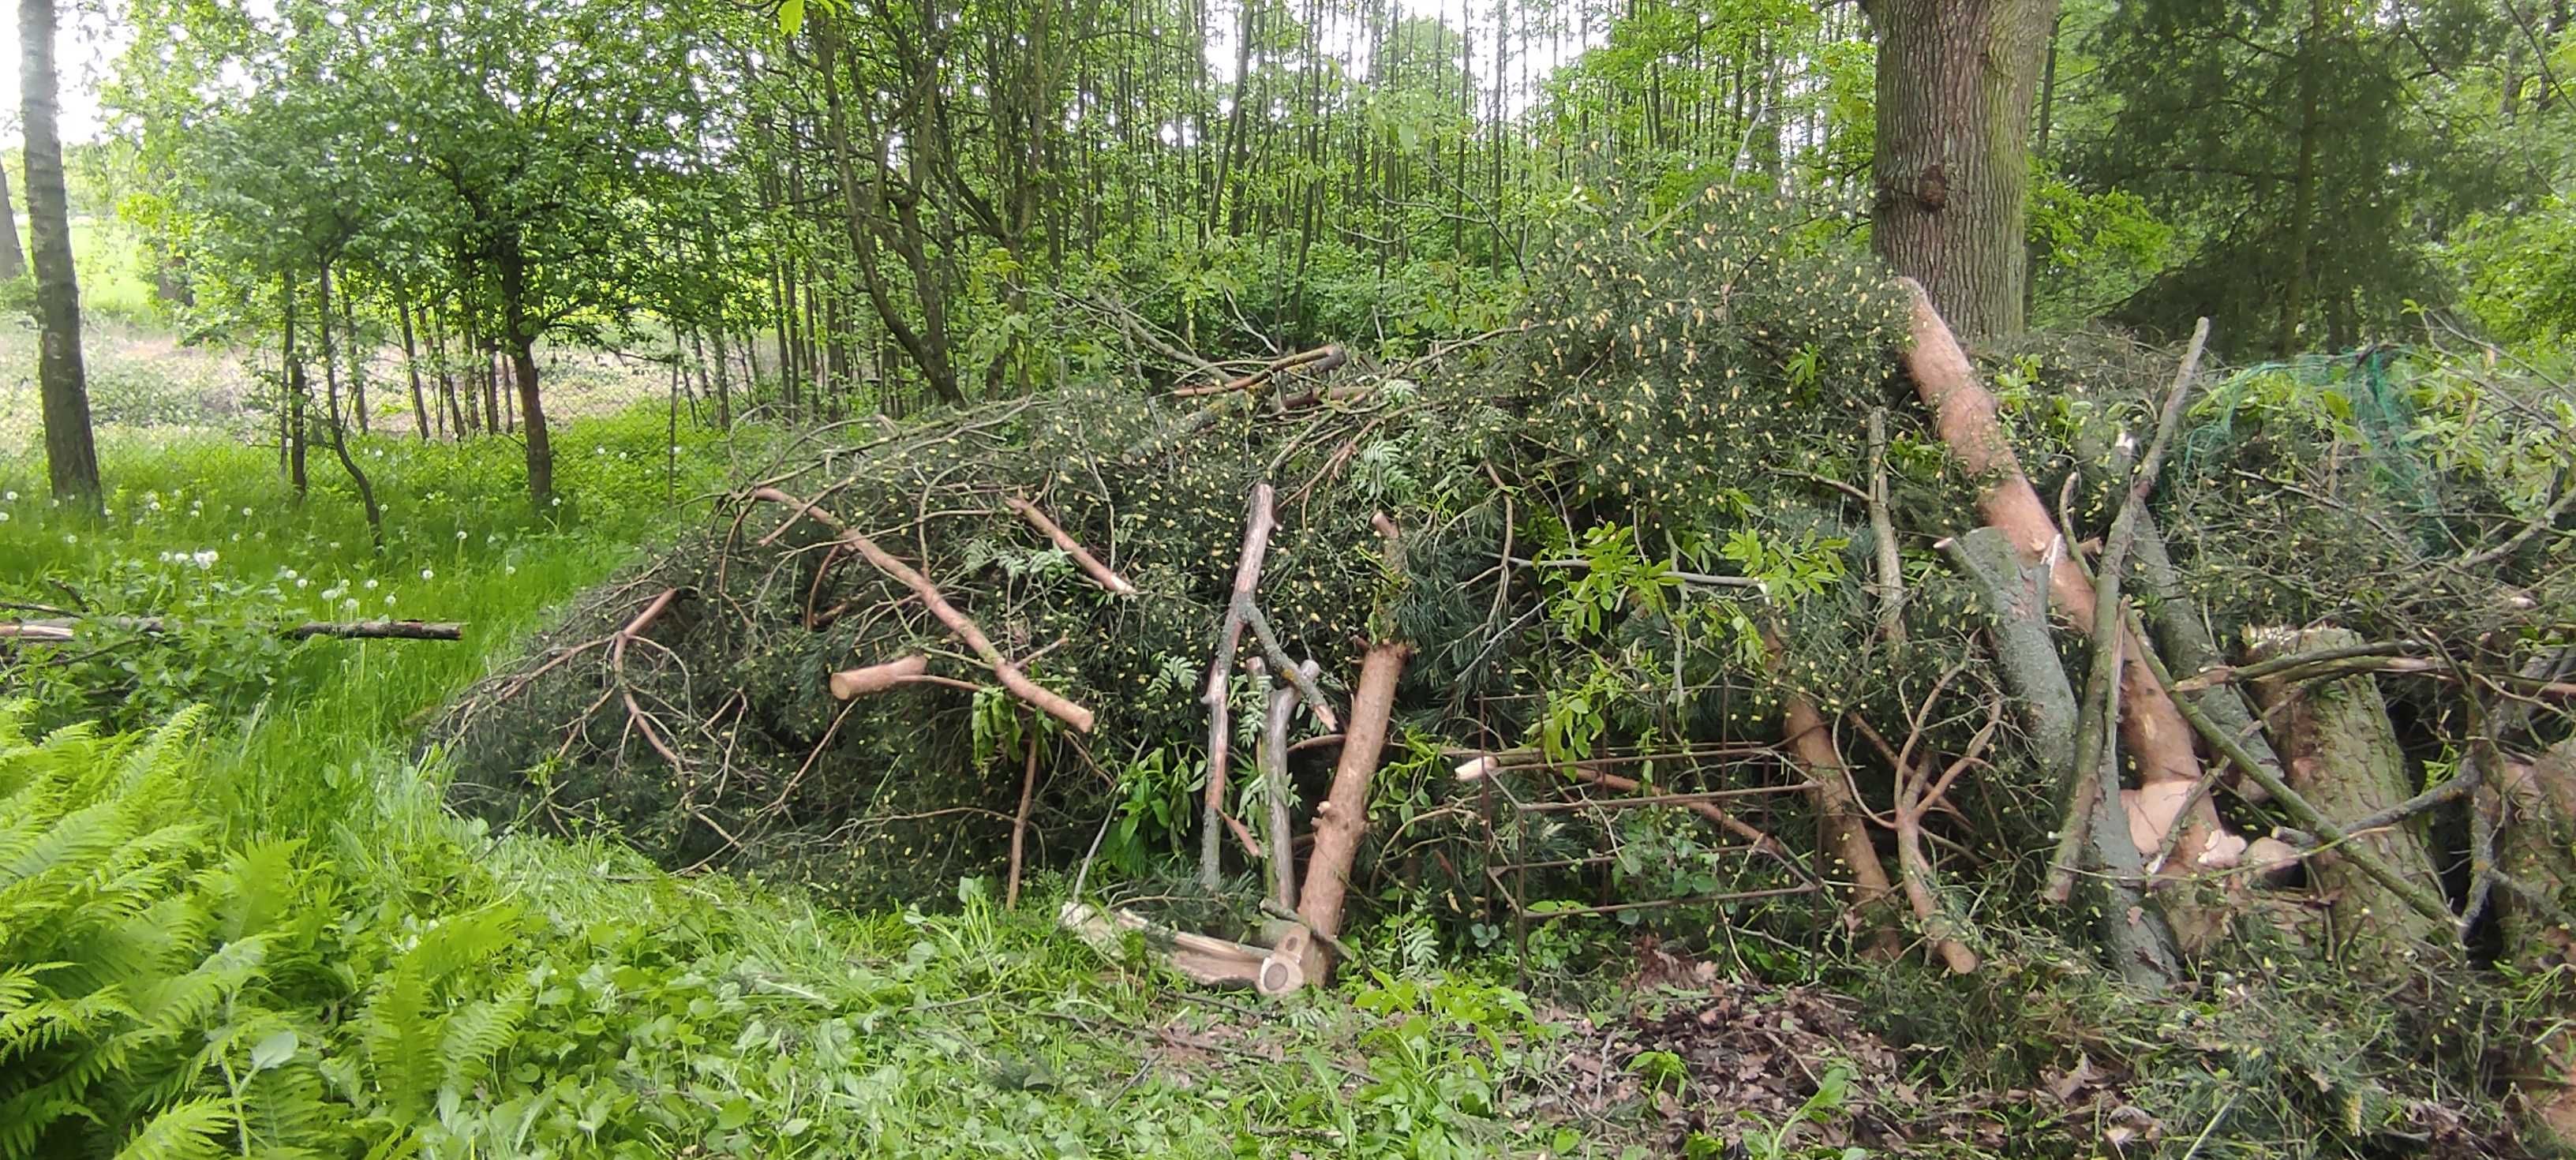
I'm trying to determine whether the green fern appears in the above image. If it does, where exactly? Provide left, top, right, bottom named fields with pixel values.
left=0, top=705, right=345, bottom=1160
left=106, top=1097, right=232, bottom=1160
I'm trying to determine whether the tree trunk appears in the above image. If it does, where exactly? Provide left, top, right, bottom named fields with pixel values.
left=280, top=273, right=308, bottom=496
left=339, top=275, right=369, bottom=434
left=2275, top=0, right=2327, bottom=355
left=496, top=241, right=554, bottom=508
left=316, top=261, right=344, bottom=431
left=709, top=327, right=734, bottom=430
left=399, top=301, right=430, bottom=441
left=0, top=151, right=26, bottom=280
left=2244, top=629, right=2446, bottom=964
left=2500, top=739, right=2576, bottom=1139
left=19, top=0, right=101, bottom=507
left=1866, top=0, right=2059, bottom=340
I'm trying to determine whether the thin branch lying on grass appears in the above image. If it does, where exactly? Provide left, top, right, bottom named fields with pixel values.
left=0, top=616, right=466, bottom=642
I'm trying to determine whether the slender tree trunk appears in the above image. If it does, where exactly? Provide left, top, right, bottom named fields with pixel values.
left=399, top=301, right=430, bottom=440
left=2277, top=0, right=2327, bottom=355
left=431, top=316, right=462, bottom=440
left=496, top=241, right=554, bottom=508
left=316, top=260, right=345, bottom=437
left=281, top=273, right=308, bottom=496
left=1865, top=0, right=2059, bottom=341
left=20, top=0, right=100, bottom=506
left=339, top=275, right=369, bottom=434
left=710, top=327, right=735, bottom=429
left=0, top=153, right=26, bottom=280
left=311, top=268, right=384, bottom=551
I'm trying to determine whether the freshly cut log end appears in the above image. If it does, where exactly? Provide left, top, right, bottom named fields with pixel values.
left=1259, top=930, right=1312, bottom=997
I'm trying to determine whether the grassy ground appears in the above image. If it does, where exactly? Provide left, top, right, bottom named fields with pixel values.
left=0, top=411, right=1633, bottom=1159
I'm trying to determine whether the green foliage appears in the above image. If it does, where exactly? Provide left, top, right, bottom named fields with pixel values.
left=2454, top=194, right=2576, bottom=349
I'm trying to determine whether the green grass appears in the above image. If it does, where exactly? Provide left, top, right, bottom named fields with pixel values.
left=0, top=406, right=1601, bottom=1158
left=4, top=214, right=159, bottom=323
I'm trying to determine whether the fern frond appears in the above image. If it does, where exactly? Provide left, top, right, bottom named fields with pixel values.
left=0, top=1091, right=101, bottom=1160
left=0, top=800, right=132, bottom=892
left=361, top=967, right=440, bottom=1119
left=200, top=840, right=309, bottom=943
left=402, top=905, right=522, bottom=987
left=0, top=985, right=132, bottom=1065
left=436, top=987, right=530, bottom=1091
left=108, top=1097, right=233, bottom=1160
left=127, top=937, right=269, bottom=1050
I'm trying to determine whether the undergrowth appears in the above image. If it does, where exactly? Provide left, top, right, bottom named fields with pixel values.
left=0, top=415, right=1601, bottom=1158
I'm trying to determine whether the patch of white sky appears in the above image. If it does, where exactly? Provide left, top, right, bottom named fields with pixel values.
left=7, top=0, right=1601, bottom=151
left=1201, top=0, right=1601, bottom=119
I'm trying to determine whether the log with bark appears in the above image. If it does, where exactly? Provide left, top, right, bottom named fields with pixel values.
left=2243, top=627, right=2449, bottom=964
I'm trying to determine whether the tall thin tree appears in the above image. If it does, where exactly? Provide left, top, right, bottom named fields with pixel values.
left=18, top=0, right=100, bottom=504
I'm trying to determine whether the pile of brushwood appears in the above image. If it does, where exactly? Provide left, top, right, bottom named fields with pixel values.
left=436, top=185, right=2576, bottom=1152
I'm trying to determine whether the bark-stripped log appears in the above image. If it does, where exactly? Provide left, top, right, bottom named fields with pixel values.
left=1289, top=638, right=1409, bottom=986
left=1202, top=485, right=1280, bottom=886
left=1286, top=515, right=1412, bottom=988
left=1004, top=496, right=1137, bottom=596
left=829, top=653, right=930, bottom=699
left=1899, top=279, right=2225, bottom=873
left=2127, top=508, right=2286, bottom=801
left=1770, top=631, right=1902, bottom=958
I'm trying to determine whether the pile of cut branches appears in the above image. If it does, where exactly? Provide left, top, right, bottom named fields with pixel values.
left=432, top=182, right=2576, bottom=1145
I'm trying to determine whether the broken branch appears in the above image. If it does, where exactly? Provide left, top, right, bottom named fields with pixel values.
left=1005, top=496, right=1138, bottom=596
left=752, top=486, right=1095, bottom=734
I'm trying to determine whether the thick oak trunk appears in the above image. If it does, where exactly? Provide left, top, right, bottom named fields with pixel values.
left=1866, top=0, right=2058, bottom=340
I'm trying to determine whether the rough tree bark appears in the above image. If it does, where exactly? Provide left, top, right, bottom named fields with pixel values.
left=2501, top=739, right=2576, bottom=1139
left=2243, top=627, right=2447, bottom=967
left=1865, top=0, right=2061, bottom=339
left=19, top=0, right=101, bottom=506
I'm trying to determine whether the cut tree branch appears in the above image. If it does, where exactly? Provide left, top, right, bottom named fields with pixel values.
left=1171, top=344, right=1349, bottom=397
left=752, top=486, right=1095, bottom=733
left=1005, top=496, right=1137, bottom=596
left=0, top=617, right=466, bottom=642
